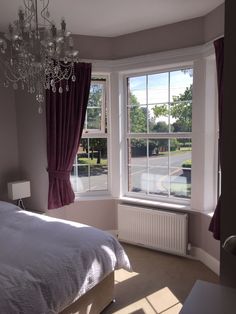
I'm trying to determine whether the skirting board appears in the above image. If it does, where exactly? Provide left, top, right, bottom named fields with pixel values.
left=190, top=246, right=220, bottom=276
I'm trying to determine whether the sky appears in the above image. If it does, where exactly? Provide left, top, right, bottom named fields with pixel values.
left=129, top=69, right=193, bottom=105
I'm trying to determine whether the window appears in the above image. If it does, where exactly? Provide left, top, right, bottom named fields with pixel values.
left=71, top=77, right=109, bottom=194
left=125, top=68, right=193, bottom=202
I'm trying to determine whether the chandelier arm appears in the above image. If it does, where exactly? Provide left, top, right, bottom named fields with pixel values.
left=4, top=70, right=21, bottom=83
left=23, top=0, right=32, bottom=13
left=40, top=0, right=53, bottom=26
left=23, top=0, right=35, bottom=25
left=51, top=69, right=72, bottom=83
left=35, top=0, right=39, bottom=36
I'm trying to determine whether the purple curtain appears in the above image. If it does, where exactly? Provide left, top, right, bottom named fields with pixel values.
left=46, top=62, right=92, bottom=209
left=209, top=37, right=224, bottom=240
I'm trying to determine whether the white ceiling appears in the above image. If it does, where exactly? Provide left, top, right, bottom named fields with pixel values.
left=0, top=0, right=224, bottom=37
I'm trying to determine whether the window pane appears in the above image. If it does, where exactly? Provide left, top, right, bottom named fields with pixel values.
left=71, top=138, right=108, bottom=193
left=170, top=69, right=193, bottom=102
left=84, top=81, right=106, bottom=132
left=170, top=138, right=192, bottom=199
left=129, top=139, right=147, bottom=162
left=148, top=73, right=168, bottom=104
left=148, top=167, right=169, bottom=196
left=128, top=165, right=147, bottom=194
left=128, top=105, right=147, bottom=133
left=150, top=139, right=169, bottom=162
left=170, top=101, right=192, bottom=132
left=87, top=108, right=102, bottom=130
left=128, top=76, right=147, bottom=105
left=88, top=83, right=103, bottom=107
left=148, top=104, right=169, bottom=133
left=90, top=165, right=108, bottom=191
left=170, top=171, right=191, bottom=198
left=71, top=165, right=89, bottom=193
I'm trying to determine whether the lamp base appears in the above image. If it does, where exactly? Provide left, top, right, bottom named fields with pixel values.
left=17, top=199, right=25, bottom=210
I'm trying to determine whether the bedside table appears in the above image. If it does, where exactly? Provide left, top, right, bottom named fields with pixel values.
left=180, top=280, right=236, bottom=314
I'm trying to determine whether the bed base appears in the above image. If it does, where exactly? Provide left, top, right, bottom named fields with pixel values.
left=60, top=271, right=115, bottom=314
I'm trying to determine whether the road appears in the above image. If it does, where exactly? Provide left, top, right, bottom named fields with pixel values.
left=129, top=151, right=191, bottom=197
left=71, top=151, right=191, bottom=196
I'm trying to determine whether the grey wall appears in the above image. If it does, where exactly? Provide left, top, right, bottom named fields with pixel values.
left=111, top=17, right=204, bottom=60
left=189, top=212, right=220, bottom=260
left=72, top=35, right=112, bottom=60
left=220, top=0, right=236, bottom=287
left=73, top=4, right=224, bottom=60
left=0, top=80, right=19, bottom=200
left=204, top=3, right=225, bottom=43
left=45, top=199, right=117, bottom=231
left=15, top=91, right=48, bottom=211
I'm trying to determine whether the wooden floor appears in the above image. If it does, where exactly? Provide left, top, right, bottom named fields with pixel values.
left=102, top=243, right=219, bottom=314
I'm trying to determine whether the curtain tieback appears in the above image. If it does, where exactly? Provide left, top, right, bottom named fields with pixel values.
left=48, top=170, right=71, bottom=180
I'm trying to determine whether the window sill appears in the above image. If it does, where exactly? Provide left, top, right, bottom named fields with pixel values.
left=74, top=193, right=113, bottom=202
left=120, top=196, right=215, bottom=216
left=120, top=196, right=190, bottom=210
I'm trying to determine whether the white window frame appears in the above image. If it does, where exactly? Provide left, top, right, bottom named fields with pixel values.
left=83, top=79, right=107, bottom=134
left=122, top=65, right=193, bottom=205
left=115, top=47, right=218, bottom=212
left=73, top=74, right=111, bottom=198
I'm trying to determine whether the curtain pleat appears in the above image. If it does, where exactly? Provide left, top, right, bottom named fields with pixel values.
left=209, top=37, right=224, bottom=240
left=46, top=62, right=92, bottom=209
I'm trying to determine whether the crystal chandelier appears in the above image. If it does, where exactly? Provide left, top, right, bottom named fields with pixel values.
left=0, top=0, right=79, bottom=113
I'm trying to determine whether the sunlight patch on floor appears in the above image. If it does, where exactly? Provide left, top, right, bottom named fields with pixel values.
left=115, top=269, right=139, bottom=284
left=112, top=286, right=182, bottom=314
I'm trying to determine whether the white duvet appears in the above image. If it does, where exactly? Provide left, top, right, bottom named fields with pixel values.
left=0, top=201, right=131, bottom=314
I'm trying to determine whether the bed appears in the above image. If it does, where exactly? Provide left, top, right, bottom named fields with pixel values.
left=0, top=201, right=131, bottom=313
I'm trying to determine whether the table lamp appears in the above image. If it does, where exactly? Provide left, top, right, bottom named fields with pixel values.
left=7, top=180, right=31, bottom=209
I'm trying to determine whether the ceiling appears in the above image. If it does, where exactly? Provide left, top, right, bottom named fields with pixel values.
left=0, top=0, right=224, bottom=37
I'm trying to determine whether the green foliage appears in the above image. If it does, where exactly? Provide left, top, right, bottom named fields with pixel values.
left=173, top=85, right=192, bottom=102
left=86, top=83, right=103, bottom=130
left=152, top=104, right=169, bottom=118
left=152, top=121, right=169, bottom=132
left=88, top=83, right=103, bottom=107
left=130, top=106, right=147, bottom=132
left=182, top=159, right=192, bottom=168
left=152, top=84, right=192, bottom=132
left=170, top=138, right=180, bottom=151
left=171, top=85, right=192, bottom=132
left=129, top=94, right=147, bottom=133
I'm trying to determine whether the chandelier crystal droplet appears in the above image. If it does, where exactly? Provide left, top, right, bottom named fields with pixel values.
left=0, top=0, right=79, bottom=110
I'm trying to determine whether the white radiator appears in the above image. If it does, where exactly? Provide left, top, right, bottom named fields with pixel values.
left=118, top=204, right=188, bottom=256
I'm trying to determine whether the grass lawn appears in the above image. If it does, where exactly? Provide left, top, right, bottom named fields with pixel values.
left=78, top=157, right=108, bottom=166
left=158, top=147, right=192, bottom=157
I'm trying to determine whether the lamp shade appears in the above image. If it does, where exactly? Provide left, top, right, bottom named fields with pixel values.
left=8, top=181, right=31, bottom=200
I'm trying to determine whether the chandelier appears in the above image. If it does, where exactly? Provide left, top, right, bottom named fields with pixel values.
left=0, top=0, right=79, bottom=113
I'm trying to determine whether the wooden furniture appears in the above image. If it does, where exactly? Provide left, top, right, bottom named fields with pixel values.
left=180, top=280, right=236, bottom=314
